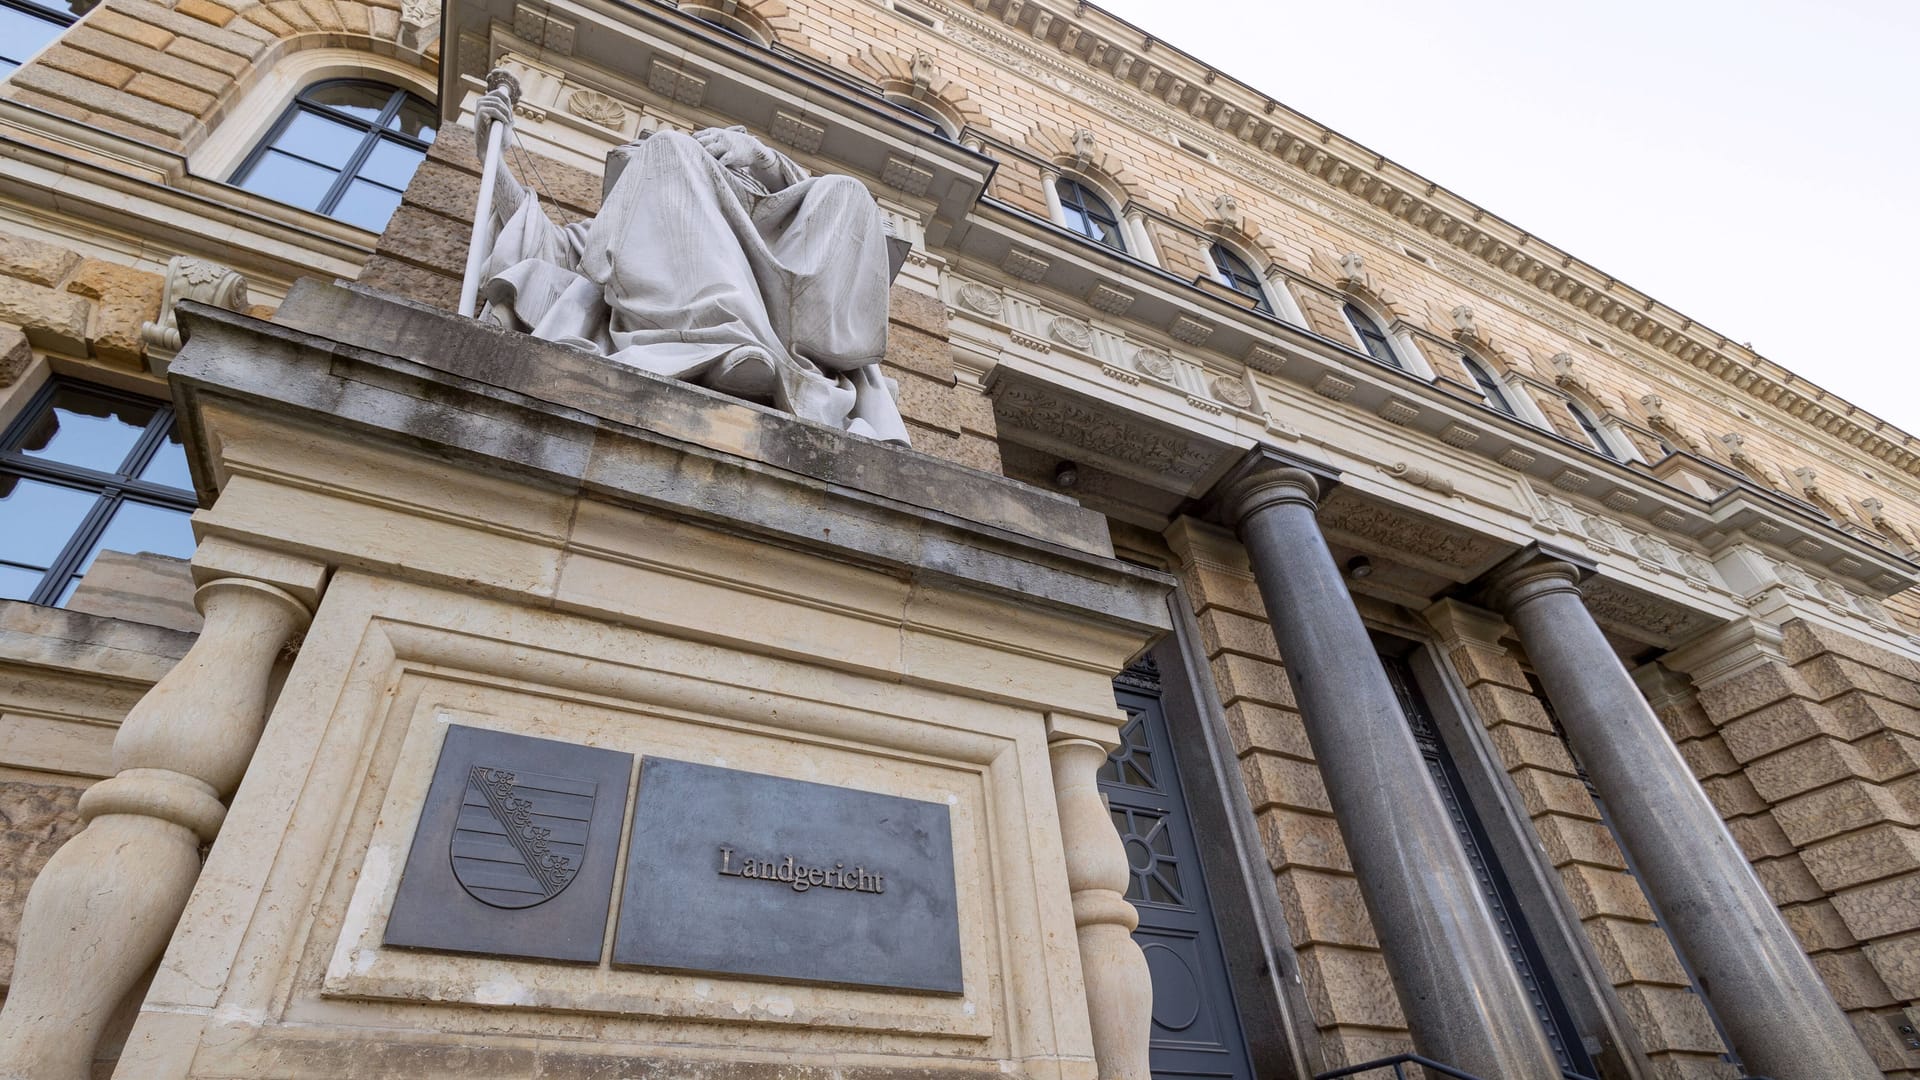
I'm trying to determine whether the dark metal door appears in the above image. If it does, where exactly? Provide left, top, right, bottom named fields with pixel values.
left=1378, top=651, right=1599, bottom=1079
left=1106, top=665, right=1257, bottom=1080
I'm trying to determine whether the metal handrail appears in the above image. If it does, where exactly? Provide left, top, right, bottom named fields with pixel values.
left=1313, top=1053, right=1599, bottom=1080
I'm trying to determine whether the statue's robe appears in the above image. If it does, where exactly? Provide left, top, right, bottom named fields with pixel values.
left=477, top=129, right=909, bottom=444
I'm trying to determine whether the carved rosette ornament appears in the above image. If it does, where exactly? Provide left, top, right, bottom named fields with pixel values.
left=1132, top=348, right=1175, bottom=381
left=567, top=89, right=627, bottom=128
left=1048, top=316, right=1094, bottom=350
left=956, top=282, right=1004, bottom=317
left=1209, top=375, right=1254, bottom=410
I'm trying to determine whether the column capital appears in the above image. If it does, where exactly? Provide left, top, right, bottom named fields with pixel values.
left=1210, top=446, right=1340, bottom=529
left=1661, top=618, right=1789, bottom=692
left=1480, top=543, right=1595, bottom=614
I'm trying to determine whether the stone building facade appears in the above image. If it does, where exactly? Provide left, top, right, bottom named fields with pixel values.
left=1, top=0, right=1919, bottom=1077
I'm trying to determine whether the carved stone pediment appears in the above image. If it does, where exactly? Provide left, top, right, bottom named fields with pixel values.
left=988, top=373, right=1233, bottom=494
left=1579, top=576, right=1721, bottom=649
left=1316, top=487, right=1506, bottom=582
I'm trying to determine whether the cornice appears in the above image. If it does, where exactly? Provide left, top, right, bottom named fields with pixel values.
left=922, top=0, right=1920, bottom=480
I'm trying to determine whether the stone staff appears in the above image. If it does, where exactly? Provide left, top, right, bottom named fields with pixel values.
left=459, top=68, right=521, bottom=318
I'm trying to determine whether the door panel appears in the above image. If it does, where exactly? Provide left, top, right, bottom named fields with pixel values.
left=1106, top=666, right=1256, bottom=1080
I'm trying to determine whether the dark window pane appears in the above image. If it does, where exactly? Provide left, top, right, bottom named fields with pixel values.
left=237, top=150, right=338, bottom=211
left=13, top=387, right=157, bottom=472
left=275, top=109, right=365, bottom=168
left=356, top=138, right=425, bottom=188
left=137, top=428, right=193, bottom=490
left=0, top=475, right=98, bottom=569
left=332, top=179, right=404, bottom=231
left=0, top=2, right=67, bottom=70
left=0, top=564, right=42, bottom=601
left=1345, top=302, right=1401, bottom=368
left=390, top=98, right=438, bottom=142
left=304, top=81, right=393, bottom=123
left=71, top=499, right=195, bottom=579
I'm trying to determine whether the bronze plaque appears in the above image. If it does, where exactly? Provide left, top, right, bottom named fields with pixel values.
left=613, top=758, right=963, bottom=993
left=385, top=725, right=632, bottom=962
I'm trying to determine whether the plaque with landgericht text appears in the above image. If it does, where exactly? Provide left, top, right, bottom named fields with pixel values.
left=612, top=758, right=963, bottom=994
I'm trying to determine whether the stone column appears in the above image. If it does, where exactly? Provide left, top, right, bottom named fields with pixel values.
left=1489, top=554, right=1880, bottom=1080
left=1039, top=166, right=1066, bottom=223
left=0, top=575, right=311, bottom=1080
left=1049, top=716, right=1151, bottom=1080
left=1121, top=208, right=1159, bottom=266
left=1223, top=458, right=1560, bottom=1077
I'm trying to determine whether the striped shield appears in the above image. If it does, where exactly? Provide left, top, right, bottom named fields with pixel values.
left=451, top=765, right=596, bottom=909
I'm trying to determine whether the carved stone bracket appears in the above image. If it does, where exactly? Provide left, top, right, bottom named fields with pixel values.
left=139, top=255, right=250, bottom=375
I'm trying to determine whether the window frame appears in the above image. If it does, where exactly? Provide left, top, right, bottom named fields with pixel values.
left=1342, top=300, right=1404, bottom=370
left=0, top=0, right=77, bottom=78
left=1055, top=176, right=1127, bottom=253
left=886, top=92, right=957, bottom=140
left=1208, top=242, right=1272, bottom=315
left=1567, top=398, right=1623, bottom=461
left=1461, top=352, right=1518, bottom=418
left=0, top=378, right=198, bottom=607
left=228, top=78, right=435, bottom=231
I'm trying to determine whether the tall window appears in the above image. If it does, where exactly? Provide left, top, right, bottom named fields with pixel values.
left=231, top=80, right=437, bottom=233
left=1209, top=244, right=1271, bottom=314
left=1, top=381, right=196, bottom=606
left=0, top=0, right=76, bottom=75
left=1462, top=353, right=1517, bottom=417
left=1343, top=302, right=1402, bottom=369
left=1056, top=177, right=1126, bottom=252
left=1568, top=399, right=1621, bottom=461
left=888, top=94, right=956, bottom=140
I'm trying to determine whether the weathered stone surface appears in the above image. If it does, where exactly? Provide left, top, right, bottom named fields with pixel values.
left=5, top=65, right=195, bottom=140
left=883, top=322, right=957, bottom=382
left=1718, top=695, right=1850, bottom=762
left=1466, top=682, right=1555, bottom=732
left=0, top=325, right=30, bottom=387
left=1801, top=823, right=1920, bottom=892
left=1510, top=767, right=1601, bottom=820
left=173, top=0, right=237, bottom=26
left=1485, top=722, right=1578, bottom=774
left=423, top=126, right=603, bottom=215
left=1784, top=898, right=1860, bottom=953
left=394, top=158, right=480, bottom=221
left=1773, top=778, right=1915, bottom=847
left=63, top=551, right=200, bottom=634
left=0, top=277, right=90, bottom=353
left=1223, top=699, right=1311, bottom=760
left=886, top=366, right=963, bottom=435
left=1532, top=812, right=1627, bottom=869
left=1695, top=661, right=1812, bottom=723
left=354, top=254, right=459, bottom=310
left=1254, top=807, right=1350, bottom=873
left=1274, top=869, right=1377, bottom=948
left=1240, top=749, right=1331, bottom=814
left=1811, top=948, right=1897, bottom=1010
left=64, top=259, right=164, bottom=367
left=1584, top=918, right=1692, bottom=987
left=1862, top=931, right=1920, bottom=999
left=1615, top=984, right=1729, bottom=1054
left=1295, top=945, right=1406, bottom=1029
left=36, top=45, right=136, bottom=89
left=1832, top=872, right=1920, bottom=941
left=888, top=285, right=947, bottom=337
left=1675, top=733, right=1738, bottom=779
left=0, top=780, right=85, bottom=989
left=1559, top=862, right=1657, bottom=921
left=1754, top=852, right=1829, bottom=906
left=0, top=232, right=81, bottom=287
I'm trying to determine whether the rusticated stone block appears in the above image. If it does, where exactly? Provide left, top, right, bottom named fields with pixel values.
left=1209, top=651, right=1296, bottom=711
left=0, top=779, right=86, bottom=988
left=1772, top=778, right=1914, bottom=847
left=882, top=320, right=955, bottom=382
left=1614, top=983, right=1729, bottom=1055
left=0, top=231, right=81, bottom=287
left=1700, top=772, right=1768, bottom=818
left=887, top=284, right=946, bottom=337
left=1695, top=661, right=1812, bottom=723
left=1182, top=561, right=1264, bottom=621
left=377, top=203, right=472, bottom=274
left=1466, top=681, right=1555, bottom=733
left=5, top=65, right=194, bottom=140
left=1295, top=945, right=1406, bottom=1029
left=1510, top=767, right=1602, bottom=820
left=883, top=365, right=962, bottom=435
left=394, top=158, right=479, bottom=221
left=1486, top=722, right=1579, bottom=775
left=1829, top=690, right=1920, bottom=738
left=87, top=5, right=176, bottom=50
left=1197, top=607, right=1282, bottom=663
left=1533, top=812, right=1627, bottom=869
left=1652, top=697, right=1719, bottom=742
left=1223, top=699, right=1312, bottom=760
left=1811, top=948, right=1897, bottom=1010
left=1832, top=871, right=1920, bottom=941
left=1725, top=812, right=1795, bottom=860
left=1784, top=618, right=1920, bottom=681
left=356, top=254, right=459, bottom=310
left=0, top=276, right=90, bottom=353
left=1783, top=898, right=1860, bottom=953
left=1862, top=931, right=1920, bottom=999
left=1744, top=736, right=1876, bottom=803
left=64, top=258, right=163, bottom=367
left=1274, top=869, right=1377, bottom=947
left=1801, top=653, right=1920, bottom=708
left=1801, top=822, right=1920, bottom=892
left=174, top=0, right=237, bottom=26
left=1718, top=695, right=1850, bottom=762
left=1255, top=807, right=1350, bottom=873
left=37, top=45, right=136, bottom=89
left=0, top=325, right=31, bottom=387
left=1559, top=862, right=1656, bottom=921
left=1239, top=750, right=1331, bottom=814
left=1754, top=852, right=1827, bottom=906
left=1444, top=641, right=1527, bottom=689
left=1583, top=917, right=1692, bottom=986
left=424, top=126, right=603, bottom=216
left=1676, top=733, right=1738, bottom=779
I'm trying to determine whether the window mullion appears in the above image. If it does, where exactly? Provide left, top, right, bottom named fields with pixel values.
left=27, top=488, right=119, bottom=606
left=318, top=123, right=383, bottom=215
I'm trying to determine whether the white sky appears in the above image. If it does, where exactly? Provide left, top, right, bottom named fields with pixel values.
left=1092, top=0, right=1920, bottom=435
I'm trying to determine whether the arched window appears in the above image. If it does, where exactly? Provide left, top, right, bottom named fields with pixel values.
left=1343, top=302, right=1402, bottom=369
left=1567, top=399, right=1621, bottom=461
left=1057, top=177, right=1125, bottom=252
left=1210, top=244, right=1271, bottom=314
left=685, top=5, right=773, bottom=46
left=231, top=80, right=436, bottom=233
left=887, top=93, right=957, bottom=140
left=0, top=0, right=75, bottom=76
left=1461, top=353, right=1516, bottom=417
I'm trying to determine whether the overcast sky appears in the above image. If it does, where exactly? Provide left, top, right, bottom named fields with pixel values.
left=1092, top=0, right=1920, bottom=435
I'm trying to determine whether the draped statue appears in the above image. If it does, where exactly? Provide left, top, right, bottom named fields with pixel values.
left=469, top=86, right=910, bottom=444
